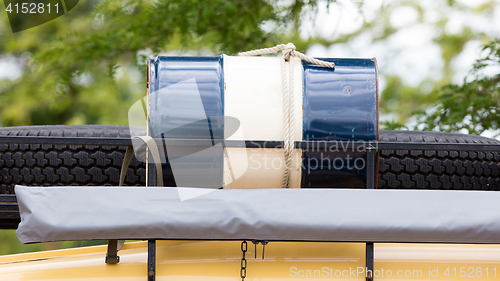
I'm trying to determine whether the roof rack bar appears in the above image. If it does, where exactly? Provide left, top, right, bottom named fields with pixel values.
left=0, top=194, right=17, bottom=202
left=148, top=151, right=157, bottom=187
left=148, top=240, right=156, bottom=281
left=366, top=147, right=376, bottom=189
left=147, top=141, right=157, bottom=280
left=3, top=136, right=500, bottom=152
left=366, top=242, right=374, bottom=281
left=366, top=151, right=375, bottom=281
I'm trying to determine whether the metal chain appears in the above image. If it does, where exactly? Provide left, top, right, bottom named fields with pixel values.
left=240, top=240, right=248, bottom=281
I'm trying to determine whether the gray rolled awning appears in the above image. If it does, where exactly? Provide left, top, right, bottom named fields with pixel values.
left=15, top=185, right=500, bottom=244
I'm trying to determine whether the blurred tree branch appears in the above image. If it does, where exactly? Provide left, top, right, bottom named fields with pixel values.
left=413, top=39, right=500, bottom=136
left=0, top=0, right=498, bottom=132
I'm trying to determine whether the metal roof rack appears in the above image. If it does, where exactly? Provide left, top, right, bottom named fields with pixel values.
left=6, top=137, right=500, bottom=280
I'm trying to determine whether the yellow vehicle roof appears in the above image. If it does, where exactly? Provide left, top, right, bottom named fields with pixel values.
left=2, top=241, right=500, bottom=281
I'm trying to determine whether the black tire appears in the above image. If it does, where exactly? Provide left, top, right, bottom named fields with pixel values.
left=1, top=126, right=500, bottom=192
left=0, top=125, right=146, bottom=194
left=378, top=130, right=500, bottom=190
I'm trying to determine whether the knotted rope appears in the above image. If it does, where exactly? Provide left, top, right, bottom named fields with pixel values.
left=239, top=43, right=335, bottom=188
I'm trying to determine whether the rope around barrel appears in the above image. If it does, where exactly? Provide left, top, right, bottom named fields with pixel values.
left=238, top=43, right=335, bottom=188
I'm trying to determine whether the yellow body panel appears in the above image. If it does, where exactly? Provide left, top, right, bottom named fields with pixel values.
left=0, top=241, right=500, bottom=280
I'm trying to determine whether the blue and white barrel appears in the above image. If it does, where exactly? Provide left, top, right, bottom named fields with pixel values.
left=147, top=55, right=378, bottom=189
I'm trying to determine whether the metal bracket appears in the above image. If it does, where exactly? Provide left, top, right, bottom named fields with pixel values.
left=366, top=146, right=375, bottom=280
left=148, top=240, right=156, bottom=281
left=105, top=239, right=124, bottom=264
left=251, top=240, right=269, bottom=259
left=366, top=146, right=377, bottom=189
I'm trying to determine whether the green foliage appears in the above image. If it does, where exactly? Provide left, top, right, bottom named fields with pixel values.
left=379, top=76, right=436, bottom=122
left=0, top=230, right=106, bottom=255
left=0, top=0, right=336, bottom=126
left=370, top=1, right=496, bottom=126
left=0, top=0, right=497, bottom=127
left=413, top=39, right=500, bottom=135
left=380, top=120, right=407, bottom=131
left=435, top=29, right=474, bottom=82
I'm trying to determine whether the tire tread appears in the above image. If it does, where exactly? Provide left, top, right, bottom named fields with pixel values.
left=1, top=126, right=500, bottom=192
left=378, top=130, right=500, bottom=190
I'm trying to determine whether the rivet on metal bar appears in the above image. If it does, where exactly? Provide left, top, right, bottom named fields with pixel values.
left=148, top=240, right=156, bottom=281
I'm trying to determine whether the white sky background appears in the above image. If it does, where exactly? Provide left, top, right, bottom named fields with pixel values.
left=302, top=0, right=500, bottom=86
left=1, top=0, right=499, bottom=84
left=0, top=55, right=23, bottom=80
left=299, top=0, right=500, bottom=137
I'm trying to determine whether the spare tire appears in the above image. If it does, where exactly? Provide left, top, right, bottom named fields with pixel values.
left=378, top=130, right=500, bottom=190
left=0, top=125, right=146, bottom=194
left=0, top=126, right=499, bottom=193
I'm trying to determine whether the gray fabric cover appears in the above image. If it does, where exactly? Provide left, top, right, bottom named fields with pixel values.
left=15, top=185, right=500, bottom=244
